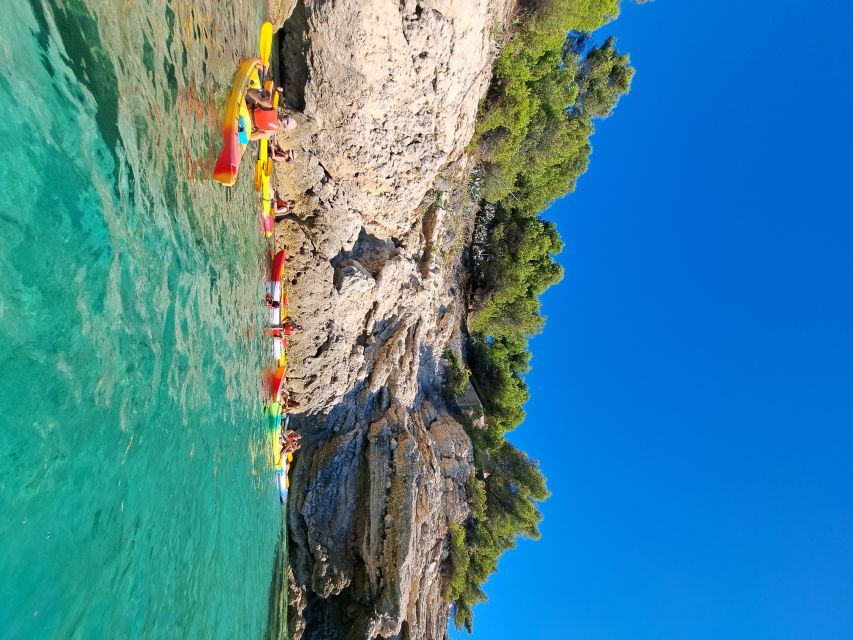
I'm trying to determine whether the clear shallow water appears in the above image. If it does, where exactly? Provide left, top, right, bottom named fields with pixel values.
left=0, top=0, right=283, bottom=637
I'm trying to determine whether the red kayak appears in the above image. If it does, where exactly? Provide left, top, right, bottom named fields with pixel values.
left=267, top=250, right=286, bottom=326
left=270, top=249, right=286, bottom=282
left=268, top=366, right=286, bottom=400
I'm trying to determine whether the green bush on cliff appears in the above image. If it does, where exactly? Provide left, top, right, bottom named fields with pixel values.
left=575, top=35, right=635, bottom=118
left=477, top=30, right=633, bottom=206
left=443, top=349, right=472, bottom=401
left=443, top=523, right=470, bottom=604
left=449, top=1, right=634, bottom=633
left=449, top=442, right=550, bottom=632
left=468, top=29, right=633, bottom=447
left=468, top=33, right=632, bottom=446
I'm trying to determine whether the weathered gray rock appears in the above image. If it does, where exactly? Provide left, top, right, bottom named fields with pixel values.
left=270, top=0, right=508, bottom=637
left=333, top=259, right=375, bottom=296
left=267, top=0, right=299, bottom=29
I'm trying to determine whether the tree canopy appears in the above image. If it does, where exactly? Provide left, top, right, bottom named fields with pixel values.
left=448, top=1, right=634, bottom=632
left=575, top=36, right=635, bottom=118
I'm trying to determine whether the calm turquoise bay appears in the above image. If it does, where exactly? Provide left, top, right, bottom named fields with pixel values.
left=0, top=0, right=285, bottom=637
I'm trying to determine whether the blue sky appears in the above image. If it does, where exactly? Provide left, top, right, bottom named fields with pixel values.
left=465, top=2, right=853, bottom=639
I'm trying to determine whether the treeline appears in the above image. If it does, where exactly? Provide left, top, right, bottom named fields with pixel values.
left=448, top=0, right=634, bottom=631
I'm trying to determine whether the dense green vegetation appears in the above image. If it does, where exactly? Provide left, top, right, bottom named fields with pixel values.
left=448, top=0, right=635, bottom=632
left=442, top=349, right=472, bottom=401
left=443, top=523, right=470, bottom=604
left=448, top=441, right=549, bottom=631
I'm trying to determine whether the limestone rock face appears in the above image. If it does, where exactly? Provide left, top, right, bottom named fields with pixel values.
left=267, top=0, right=298, bottom=29
left=271, top=1, right=506, bottom=637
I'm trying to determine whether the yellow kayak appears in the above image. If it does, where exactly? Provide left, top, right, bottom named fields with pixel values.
left=213, top=21, right=274, bottom=186
left=212, top=58, right=262, bottom=186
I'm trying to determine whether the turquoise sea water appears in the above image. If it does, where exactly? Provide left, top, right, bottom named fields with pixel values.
left=0, top=0, right=285, bottom=637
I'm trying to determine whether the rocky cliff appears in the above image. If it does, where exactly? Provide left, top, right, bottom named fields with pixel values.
left=267, top=1, right=507, bottom=638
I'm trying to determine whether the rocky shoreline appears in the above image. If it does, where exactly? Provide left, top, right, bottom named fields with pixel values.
left=265, top=1, right=509, bottom=637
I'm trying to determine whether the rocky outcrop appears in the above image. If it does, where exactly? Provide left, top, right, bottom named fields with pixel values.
left=267, top=0, right=298, bottom=30
left=287, top=403, right=474, bottom=639
left=269, top=1, right=507, bottom=637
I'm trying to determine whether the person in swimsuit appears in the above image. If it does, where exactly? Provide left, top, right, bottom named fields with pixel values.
left=281, top=439, right=301, bottom=456
left=271, top=147, right=296, bottom=163
left=273, top=197, right=297, bottom=215
left=280, top=393, right=300, bottom=410
left=246, top=87, right=275, bottom=108
left=282, top=430, right=302, bottom=444
left=280, top=321, right=302, bottom=335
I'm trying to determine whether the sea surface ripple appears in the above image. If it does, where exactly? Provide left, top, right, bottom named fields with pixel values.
left=0, top=0, right=282, bottom=637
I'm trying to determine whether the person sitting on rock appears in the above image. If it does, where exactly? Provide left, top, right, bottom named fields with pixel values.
left=280, top=392, right=300, bottom=410
left=270, top=191, right=296, bottom=221
left=273, top=197, right=296, bottom=215
left=281, top=439, right=301, bottom=456
left=279, top=320, right=302, bottom=335
left=282, top=430, right=302, bottom=445
left=271, top=147, right=296, bottom=163
left=267, top=320, right=301, bottom=334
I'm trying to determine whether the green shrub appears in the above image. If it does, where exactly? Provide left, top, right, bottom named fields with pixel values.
left=476, top=31, right=632, bottom=206
left=467, top=27, right=633, bottom=451
left=443, top=523, right=470, bottom=604
left=449, top=1, right=634, bottom=633
left=467, top=474, right=488, bottom=522
left=443, top=349, right=472, bottom=401
left=448, top=443, right=550, bottom=633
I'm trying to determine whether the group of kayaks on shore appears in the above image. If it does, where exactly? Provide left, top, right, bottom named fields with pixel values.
left=213, top=21, right=302, bottom=504
left=263, top=249, right=302, bottom=503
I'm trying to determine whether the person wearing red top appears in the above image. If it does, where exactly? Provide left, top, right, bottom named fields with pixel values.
left=244, top=87, right=297, bottom=140
left=265, top=320, right=302, bottom=335
left=280, top=321, right=302, bottom=335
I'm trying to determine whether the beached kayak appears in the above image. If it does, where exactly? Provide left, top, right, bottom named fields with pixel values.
left=255, top=138, right=275, bottom=236
left=268, top=402, right=283, bottom=468
left=260, top=174, right=274, bottom=237
left=267, top=402, right=289, bottom=503
left=267, top=249, right=286, bottom=326
left=276, top=461, right=289, bottom=502
left=273, top=336, right=290, bottom=365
